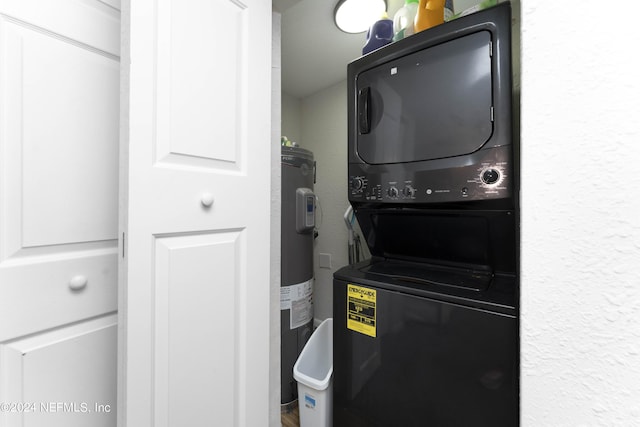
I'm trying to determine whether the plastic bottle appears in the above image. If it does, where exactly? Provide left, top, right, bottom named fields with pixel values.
left=362, top=12, right=394, bottom=55
left=450, top=0, right=497, bottom=21
left=414, top=0, right=453, bottom=32
left=445, top=0, right=454, bottom=21
left=392, top=0, right=419, bottom=42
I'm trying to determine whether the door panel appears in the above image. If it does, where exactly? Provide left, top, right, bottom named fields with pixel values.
left=0, top=251, right=117, bottom=342
left=154, top=231, right=241, bottom=426
left=0, top=0, right=119, bottom=55
left=120, top=0, right=272, bottom=426
left=156, top=0, right=244, bottom=166
left=1, top=315, right=117, bottom=427
left=5, top=21, right=119, bottom=248
left=0, top=1, right=119, bottom=342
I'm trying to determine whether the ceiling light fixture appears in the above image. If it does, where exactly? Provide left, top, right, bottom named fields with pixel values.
left=334, top=0, right=387, bottom=34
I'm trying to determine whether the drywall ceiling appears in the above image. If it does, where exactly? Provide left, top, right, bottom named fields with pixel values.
left=277, top=0, right=404, bottom=99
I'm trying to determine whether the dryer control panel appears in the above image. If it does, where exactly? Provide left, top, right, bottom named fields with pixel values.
left=349, top=146, right=513, bottom=204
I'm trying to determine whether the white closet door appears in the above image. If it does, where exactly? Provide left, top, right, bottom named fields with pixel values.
left=119, top=0, right=272, bottom=426
left=0, top=1, right=120, bottom=426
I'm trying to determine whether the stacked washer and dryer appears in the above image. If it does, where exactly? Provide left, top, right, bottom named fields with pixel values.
left=333, top=4, right=519, bottom=426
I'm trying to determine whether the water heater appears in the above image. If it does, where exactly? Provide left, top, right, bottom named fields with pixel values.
left=281, top=146, right=315, bottom=405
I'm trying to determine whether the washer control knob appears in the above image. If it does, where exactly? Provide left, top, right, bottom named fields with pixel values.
left=403, top=185, right=415, bottom=198
left=352, top=177, right=365, bottom=191
left=387, top=186, right=399, bottom=198
left=481, top=168, right=500, bottom=185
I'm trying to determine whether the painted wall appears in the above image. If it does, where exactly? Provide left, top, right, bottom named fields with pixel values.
left=520, top=1, right=640, bottom=424
left=301, top=81, right=350, bottom=322
left=281, top=92, right=302, bottom=144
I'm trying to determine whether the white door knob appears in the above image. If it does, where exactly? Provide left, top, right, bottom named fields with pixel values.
left=201, top=193, right=214, bottom=207
left=69, top=275, right=88, bottom=291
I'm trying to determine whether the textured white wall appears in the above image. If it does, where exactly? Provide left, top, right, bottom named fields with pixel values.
left=520, top=1, right=640, bottom=425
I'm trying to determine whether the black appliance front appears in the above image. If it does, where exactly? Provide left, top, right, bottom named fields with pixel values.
left=334, top=3, right=518, bottom=425
left=333, top=207, right=518, bottom=426
left=334, top=264, right=518, bottom=427
left=348, top=2, right=514, bottom=206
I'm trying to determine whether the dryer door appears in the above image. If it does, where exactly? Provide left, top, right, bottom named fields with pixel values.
left=356, top=30, right=493, bottom=165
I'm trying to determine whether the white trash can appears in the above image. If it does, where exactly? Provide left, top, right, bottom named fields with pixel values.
left=293, top=318, right=333, bottom=427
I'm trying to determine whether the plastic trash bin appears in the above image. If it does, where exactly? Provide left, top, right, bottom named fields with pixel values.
left=293, top=318, right=333, bottom=427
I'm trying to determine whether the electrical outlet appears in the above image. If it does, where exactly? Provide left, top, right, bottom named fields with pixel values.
left=318, top=253, right=332, bottom=269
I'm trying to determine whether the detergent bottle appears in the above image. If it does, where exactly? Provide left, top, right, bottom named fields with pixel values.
left=445, top=0, right=454, bottom=21
left=392, top=0, right=419, bottom=42
left=362, top=12, right=394, bottom=55
left=414, top=0, right=453, bottom=32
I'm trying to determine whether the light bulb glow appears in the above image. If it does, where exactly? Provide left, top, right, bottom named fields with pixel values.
left=335, top=0, right=387, bottom=34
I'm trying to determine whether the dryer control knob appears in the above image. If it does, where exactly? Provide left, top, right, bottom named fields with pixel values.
left=352, top=177, right=365, bottom=191
left=403, top=185, right=415, bottom=197
left=481, top=168, right=500, bottom=185
left=387, top=187, right=399, bottom=198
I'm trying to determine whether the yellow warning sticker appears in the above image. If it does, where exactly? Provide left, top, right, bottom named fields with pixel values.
left=347, top=284, right=376, bottom=338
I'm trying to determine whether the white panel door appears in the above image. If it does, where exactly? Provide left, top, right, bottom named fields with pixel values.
left=119, top=0, right=272, bottom=426
left=0, top=0, right=120, bottom=425
left=0, top=0, right=120, bottom=341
